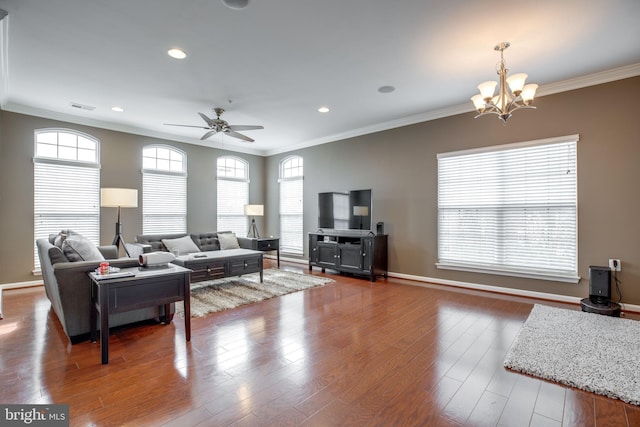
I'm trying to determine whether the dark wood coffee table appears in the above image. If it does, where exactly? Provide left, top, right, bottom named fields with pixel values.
left=89, top=265, right=191, bottom=364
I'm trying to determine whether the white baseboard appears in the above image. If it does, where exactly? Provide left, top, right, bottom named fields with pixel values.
left=388, top=271, right=640, bottom=314
left=0, top=280, right=43, bottom=291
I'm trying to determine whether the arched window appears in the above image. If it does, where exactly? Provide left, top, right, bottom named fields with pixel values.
left=279, top=156, right=303, bottom=254
left=142, top=145, right=187, bottom=233
left=217, top=156, right=249, bottom=235
left=34, top=129, right=100, bottom=270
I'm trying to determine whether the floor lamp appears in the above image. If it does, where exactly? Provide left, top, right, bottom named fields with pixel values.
left=101, top=188, right=138, bottom=257
left=244, top=204, right=264, bottom=238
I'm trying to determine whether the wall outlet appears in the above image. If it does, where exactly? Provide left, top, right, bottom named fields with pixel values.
left=609, top=259, right=621, bottom=272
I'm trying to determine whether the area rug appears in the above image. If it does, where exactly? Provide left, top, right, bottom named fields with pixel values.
left=504, top=304, right=640, bottom=405
left=175, top=268, right=334, bottom=318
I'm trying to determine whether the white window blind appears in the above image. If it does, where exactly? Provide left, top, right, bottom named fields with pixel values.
left=142, top=171, right=187, bottom=233
left=33, top=129, right=100, bottom=272
left=280, top=177, right=304, bottom=254
left=217, top=156, right=249, bottom=235
left=437, top=135, right=578, bottom=283
left=217, top=178, right=249, bottom=234
left=142, top=145, right=187, bottom=234
left=279, top=156, right=304, bottom=255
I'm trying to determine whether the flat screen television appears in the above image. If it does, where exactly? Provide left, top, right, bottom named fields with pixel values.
left=318, top=189, right=372, bottom=230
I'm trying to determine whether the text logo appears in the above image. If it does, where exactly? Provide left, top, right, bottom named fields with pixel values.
left=1, top=405, right=69, bottom=426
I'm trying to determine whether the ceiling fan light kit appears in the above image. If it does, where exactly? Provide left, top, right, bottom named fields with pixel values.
left=471, top=42, right=538, bottom=124
left=165, top=108, right=264, bottom=142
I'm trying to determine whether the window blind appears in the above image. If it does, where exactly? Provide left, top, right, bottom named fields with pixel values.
left=279, top=177, right=303, bottom=254
left=142, top=171, right=187, bottom=234
left=437, top=135, right=578, bottom=282
left=217, top=177, right=248, bottom=235
left=34, top=160, right=100, bottom=271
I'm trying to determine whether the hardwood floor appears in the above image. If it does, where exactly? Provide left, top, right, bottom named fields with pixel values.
left=1, top=260, right=639, bottom=426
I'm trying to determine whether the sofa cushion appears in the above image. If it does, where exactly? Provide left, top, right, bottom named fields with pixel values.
left=162, top=235, right=201, bottom=254
left=62, top=235, right=105, bottom=262
left=218, top=232, right=240, bottom=250
left=190, top=233, right=220, bottom=251
left=136, top=233, right=188, bottom=252
left=48, top=245, right=69, bottom=264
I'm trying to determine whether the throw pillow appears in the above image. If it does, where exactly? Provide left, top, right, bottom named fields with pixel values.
left=162, top=235, right=201, bottom=254
left=62, top=235, right=105, bottom=262
left=218, top=232, right=240, bottom=250
left=54, top=229, right=79, bottom=248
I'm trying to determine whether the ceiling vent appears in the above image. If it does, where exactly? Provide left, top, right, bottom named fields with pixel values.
left=69, top=102, right=95, bottom=111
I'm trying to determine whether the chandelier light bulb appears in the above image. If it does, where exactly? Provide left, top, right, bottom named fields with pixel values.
left=506, top=73, right=528, bottom=95
left=471, top=94, right=486, bottom=112
left=477, top=81, right=497, bottom=100
left=521, top=84, right=539, bottom=104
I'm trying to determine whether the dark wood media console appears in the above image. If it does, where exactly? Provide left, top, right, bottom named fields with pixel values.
left=308, top=231, right=388, bottom=282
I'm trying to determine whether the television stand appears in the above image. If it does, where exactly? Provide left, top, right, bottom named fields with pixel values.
left=308, top=231, right=387, bottom=282
left=580, top=298, right=621, bottom=317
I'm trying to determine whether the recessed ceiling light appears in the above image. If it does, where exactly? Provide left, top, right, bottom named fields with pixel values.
left=111, top=106, right=125, bottom=112
left=167, top=48, right=187, bottom=59
left=318, top=106, right=330, bottom=113
left=378, top=85, right=395, bottom=94
left=222, top=0, right=250, bottom=10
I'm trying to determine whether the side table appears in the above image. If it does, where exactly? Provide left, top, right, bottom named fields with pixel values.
left=89, top=265, right=192, bottom=364
left=240, top=237, right=280, bottom=267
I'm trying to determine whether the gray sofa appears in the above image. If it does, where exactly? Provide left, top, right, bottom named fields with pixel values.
left=37, top=234, right=169, bottom=344
left=126, top=231, right=254, bottom=256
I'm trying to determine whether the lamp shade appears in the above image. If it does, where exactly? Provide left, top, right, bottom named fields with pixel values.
left=244, top=204, right=264, bottom=216
left=353, top=206, right=369, bottom=216
left=100, top=188, right=138, bottom=208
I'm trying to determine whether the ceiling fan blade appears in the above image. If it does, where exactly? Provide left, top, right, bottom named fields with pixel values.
left=225, top=129, right=255, bottom=142
left=198, top=112, right=216, bottom=127
left=164, top=123, right=210, bottom=129
left=228, top=125, right=264, bottom=131
left=201, top=130, right=218, bottom=140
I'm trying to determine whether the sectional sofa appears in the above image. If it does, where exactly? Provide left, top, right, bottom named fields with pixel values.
left=37, top=232, right=154, bottom=343
left=38, top=230, right=261, bottom=343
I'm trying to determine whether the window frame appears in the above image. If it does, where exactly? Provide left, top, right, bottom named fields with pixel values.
left=436, top=134, right=579, bottom=283
left=141, top=145, right=187, bottom=234
left=33, top=128, right=101, bottom=272
left=216, top=156, right=249, bottom=236
left=279, top=155, right=304, bottom=255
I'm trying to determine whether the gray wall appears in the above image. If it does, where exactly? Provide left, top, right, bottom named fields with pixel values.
left=266, top=76, right=640, bottom=305
left=2, top=76, right=639, bottom=306
left=0, top=112, right=264, bottom=283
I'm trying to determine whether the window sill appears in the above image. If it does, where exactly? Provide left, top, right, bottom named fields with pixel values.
left=436, top=262, right=580, bottom=284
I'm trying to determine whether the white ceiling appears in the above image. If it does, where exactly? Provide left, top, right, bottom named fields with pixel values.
left=1, top=0, right=639, bottom=156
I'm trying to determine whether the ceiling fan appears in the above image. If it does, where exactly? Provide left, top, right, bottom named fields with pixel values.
left=165, top=108, right=264, bottom=142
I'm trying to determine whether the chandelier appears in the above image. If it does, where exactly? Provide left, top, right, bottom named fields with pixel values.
left=471, top=42, right=538, bottom=123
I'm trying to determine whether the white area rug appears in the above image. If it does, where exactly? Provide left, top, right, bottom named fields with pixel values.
left=504, top=304, right=640, bottom=405
left=176, top=268, right=334, bottom=318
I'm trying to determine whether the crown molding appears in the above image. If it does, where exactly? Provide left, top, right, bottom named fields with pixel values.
left=266, top=63, right=640, bottom=156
